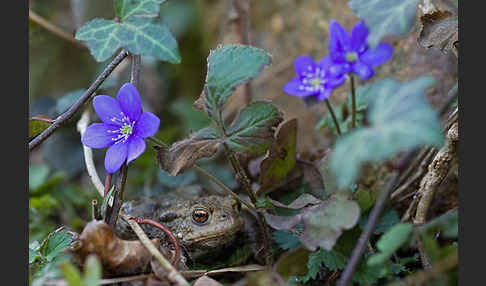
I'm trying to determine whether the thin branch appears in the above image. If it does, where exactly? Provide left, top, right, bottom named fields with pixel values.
left=29, top=49, right=130, bottom=152
left=76, top=109, right=105, bottom=197
left=129, top=216, right=181, bottom=266
left=121, top=214, right=190, bottom=286
left=29, top=9, right=86, bottom=48
left=222, top=143, right=273, bottom=266
left=337, top=150, right=417, bottom=286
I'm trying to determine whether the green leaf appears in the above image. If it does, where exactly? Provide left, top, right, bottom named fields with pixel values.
left=330, top=76, right=443, bottom=189
left=75, top=17, right=180, bottom=63
left=201, top=44, right=272, bottom=119
left=29, top=118, right=53, bottom=138
left=39, top=231, right=74, bottom=262
left=273, top=230, right=301, bottom=250
left=29, top=165, right=50, bottom=191
left=367, top=223, right=413, bottom=266
left=225, top=101, right=283, bottom=155
left=359, top=207, right=400, bottom=234
left=415, top=210, right=458, bottom=238
left=348, top=0, right=419, bottom=47
left=100, top=186, right=115, bottom=220
left=115, top=0, right=167, bottom=21
left=29, top=248, right=42, bottom=264
left=60, top=261, right=83, bottom=286
left=83, top=255, right=102, bottom=286
left=301, top=193, right=361, bottom=251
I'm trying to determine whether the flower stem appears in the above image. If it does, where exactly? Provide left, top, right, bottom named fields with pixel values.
left=148, top=136, right=168, bottom=148
left=350, top=74, right=357, bottom=129
left=324, top=99, right=342, bottom=136
left=222, top=143, right=273, bottom=266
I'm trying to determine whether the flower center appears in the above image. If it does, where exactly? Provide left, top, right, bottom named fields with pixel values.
left=310, top=78, right=322, bottom=87
left=108, top=113, right=136, bottom=144
left=345, top=52, right=358, bottom=62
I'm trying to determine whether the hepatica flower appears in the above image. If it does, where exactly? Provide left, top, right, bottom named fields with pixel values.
left=328, top=20, right=393, bottom=80
left=283, top=55, right=346, bottom=101
left=81, top=83, right=160, bottom=173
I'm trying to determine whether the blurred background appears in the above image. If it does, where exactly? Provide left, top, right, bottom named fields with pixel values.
left=29, top=0, right=457, bottom=242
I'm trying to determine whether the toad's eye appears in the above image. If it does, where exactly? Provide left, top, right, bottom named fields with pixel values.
left=192, top=208, right=210, bottom=225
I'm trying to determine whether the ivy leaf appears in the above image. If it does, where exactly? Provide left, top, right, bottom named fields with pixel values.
left=197, top=45, right=272, bottom=119
left=367, top=223, right=413, bottom=266
left=258, top=119, right=298, bottom=196
left=348, top=0, right=419, bottom=47
left=330, top=76, right=443, bottom=189
left=155, top=127, right=221, bottom=176
left=75, top=17, right=180, bottom=63
left=39, top=230, right=74, bottom=262
left=55, top=89, right=85, bottom=115
left=225, top=101, right=283, bottom=156
left=115, top=0, right=167, bottom=21
left=301, top=193, right=361, bottom=251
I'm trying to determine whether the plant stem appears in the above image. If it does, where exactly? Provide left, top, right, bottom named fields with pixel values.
left=148, top=136, right=168, bottom=148
left=193, top=164, right=255, bottom=211
left=29, top=49, right=129, bottom=151
left=222, top=143, right=273, bottom=266
left=29, top=9, right=86, bottom=48
left=350, top=74, right=357, bottom=129
left=324, top=99, right=342, bottom=136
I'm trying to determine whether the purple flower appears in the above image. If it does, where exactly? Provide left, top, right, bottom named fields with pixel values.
left=283, top=55, right=346, bottom=101
left=328, top=20, right=393, bottom=80
left=81, top=83, right=160, bottom=174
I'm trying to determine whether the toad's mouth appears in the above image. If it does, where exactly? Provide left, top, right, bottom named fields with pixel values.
left=182, top=221, right=244, bottom=246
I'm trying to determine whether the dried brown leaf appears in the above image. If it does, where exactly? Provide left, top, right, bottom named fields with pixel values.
left=257, top=118, right=298, bottom=196
left=71, top=220, right=159, bottom=276
left=193, top=276, right=224, bottom=286
left=418, top=10, right=458, bottom=54
left=155, top=127, right=221, bottom=176
left=263, top=213, right=302, bottom=230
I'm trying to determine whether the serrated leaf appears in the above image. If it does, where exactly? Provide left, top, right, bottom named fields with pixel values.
left=29, top=117, right=53, bottom=138
left=330, top=76, right=443, bottom=189
left=115, top=0, right=167, bottom=21
left=367, top=223, right=413, bottom=266
left=29, top=248, right=42, bottom=264
left=83, top=255, right=101, bottom=286
left=75, top=17, right=180, bottom=63
left=258, top=119, right=298, bottom=196
left=155, top=127, right=221, bottom=176
left=199, top=44, right=272, bottom=119
left=348, top=0, right=419, bottom=47
left=225, top=101, right=283, bottom=155
left=301, top=194, right=361, bottom=251
left=39, top=231, right=74, bottom=262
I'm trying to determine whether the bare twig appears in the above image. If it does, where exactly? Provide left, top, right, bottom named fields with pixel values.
left=121, top=214, right=190, bottom=286
left=337, top=150, right=417, bottom=286
left=414, top=122, right=458, bottom=225
left=29, top=9, right=86, bottom=48
left=29, top=50, right=129, bottom=151
left=129, top=216, right=181, bottom=266
left=77, top=110, right=105, bottom=197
